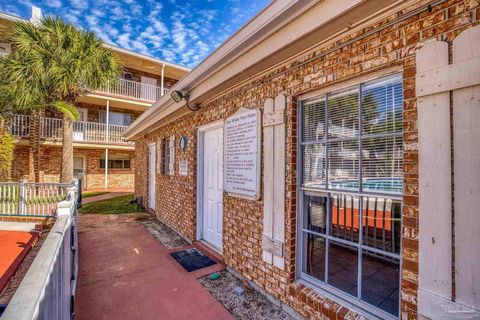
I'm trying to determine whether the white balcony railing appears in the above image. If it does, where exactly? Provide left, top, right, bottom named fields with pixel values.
left=8, top=114, right=31, bottom=137
left=9, top=115, right=131, bottom=145
left=96, top=78, right=169, bottom=101
left=41, top=116, right=63, bottom=139
left=72, top=121, right=129, bottom=144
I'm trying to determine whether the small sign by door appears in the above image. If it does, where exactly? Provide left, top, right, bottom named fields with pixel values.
left=179, top=160, right=188, bottom=176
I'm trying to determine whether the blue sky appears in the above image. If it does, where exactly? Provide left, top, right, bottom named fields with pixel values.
left=0, top=0, right=270, bottom=68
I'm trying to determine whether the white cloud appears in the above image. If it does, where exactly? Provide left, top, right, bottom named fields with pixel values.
left=9, top=0, right=269, bottom=67
left=70, top=0, right=88, bottom=10
left=46, top=0, right=62, bottom=8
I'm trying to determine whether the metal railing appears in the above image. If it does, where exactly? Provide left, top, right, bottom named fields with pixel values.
left=0, top=180, right=70, bottom=217
left=41, top=117, right=63, bottom=139
left=1, top=183, right=79, bottom=320
left=96, top=78, right=168, bottom=101
left=9, top=115, right=131, bottom=145
left=8, top=114, right=31, bottom=137
left=73, top=121, right=129, bottom=144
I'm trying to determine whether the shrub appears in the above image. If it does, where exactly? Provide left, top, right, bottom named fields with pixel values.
left=0, top=130, right=15, bottom=181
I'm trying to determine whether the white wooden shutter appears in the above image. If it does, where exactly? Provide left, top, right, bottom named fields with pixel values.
left=416, top=26, right=480, bottom=318
left=168, top=135, right=175, bottom=175
left=262, top=94, right=286, bottom=270
left=452, top=26, right=480, bottom=312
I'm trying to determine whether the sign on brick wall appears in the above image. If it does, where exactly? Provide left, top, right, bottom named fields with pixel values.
left=224, top=108, right=261, bottom=200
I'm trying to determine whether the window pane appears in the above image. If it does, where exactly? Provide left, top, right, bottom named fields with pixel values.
left=361, top=251, right=400, bottom=316
left=361, top=136, right=403, bottom=194
left=327, top=88, right=359, bottom=139
left=362, top=76, right=403, bottom=135
left=302, top=144, right=326, bottom=188
left=124, top=159, right=131, bottom=169
left=362, top=197, right=401, bottom=254
left=302, top=233, right=325, bottom=282
left=303, top=193, right=327, bottom=234
left=302, top=99, right=326, bottom=142
left=99, top=159, right=105, bottom=169
left=328, top=140, right=359, bottom=190
left=329, top=194, right=360, bottom=243
left=328, top=241, right=358, bottom=296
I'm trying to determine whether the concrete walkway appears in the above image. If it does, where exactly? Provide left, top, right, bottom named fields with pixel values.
left=82, top=192, right=132, bottom=204
left=75, top=214, right=233, bottom=320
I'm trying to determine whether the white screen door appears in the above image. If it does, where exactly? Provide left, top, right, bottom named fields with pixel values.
left=148, top=143, right=156, bottom=210
left=141, top=76, right=157, bottom=101
left=201, top=127, right=223, bottom=250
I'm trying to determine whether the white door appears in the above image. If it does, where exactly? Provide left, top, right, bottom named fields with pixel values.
left=202, top=127, right=223, bottom=250
left=73, top=108, right=87, bottom=141
left=148, top=143, right=156, bottom=210
left=73, top=156, right=85, bottom=188
left=141, top=76, right=157, bottom=101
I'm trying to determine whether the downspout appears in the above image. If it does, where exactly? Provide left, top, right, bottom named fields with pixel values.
left=161, top=63, right=165, bottom=96
left=105, top=99, right=110, bottom=191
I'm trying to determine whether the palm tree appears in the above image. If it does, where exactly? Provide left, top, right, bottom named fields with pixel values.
left=0, top=43, right=78, bottom=182
left=0, top=17, right=120, bottom=182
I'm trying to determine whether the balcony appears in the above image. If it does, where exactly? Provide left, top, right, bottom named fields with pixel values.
left=8, top=115, right=131, bottom=145
left=94, top=78, right=169, bottom=102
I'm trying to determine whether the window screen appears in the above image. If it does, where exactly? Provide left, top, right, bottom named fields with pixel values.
left=99, top=158, right=131, bottom=169
left=299, top=74, right=403, bottom=318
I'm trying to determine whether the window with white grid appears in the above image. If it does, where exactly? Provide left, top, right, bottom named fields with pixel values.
left=163, top=136, right=175, bottom=175
left=298, top=74, right=403, bottom=318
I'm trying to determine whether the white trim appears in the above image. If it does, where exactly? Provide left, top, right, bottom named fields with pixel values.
left=0, top=12, right=25, bottom=22
left=197, top=119, right=224, bottom=132
left=148, top=142, right=156, bottom=210
left=76, top=107, right=88, bottom=122
left=102, top=44, right=190, bottom=72
left=196, top=120, right=224, bottom=246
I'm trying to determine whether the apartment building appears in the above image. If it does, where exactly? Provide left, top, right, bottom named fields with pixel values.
left=1, top=7, right=190, bottom=190
left=125, top=0, right=480, bottom=319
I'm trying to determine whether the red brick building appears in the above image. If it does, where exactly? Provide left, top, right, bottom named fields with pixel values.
left=127, top=0, right=480, bottom=319
left=1, top=8, right=190, bottom=190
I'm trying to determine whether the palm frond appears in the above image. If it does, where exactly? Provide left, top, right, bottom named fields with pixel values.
left=50, top=100, right=79, bottom=121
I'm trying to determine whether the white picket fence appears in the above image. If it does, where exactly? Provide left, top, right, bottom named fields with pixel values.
left=0, top=181, right=70, bottom=217
left=1, top=183, right=79, bottom=320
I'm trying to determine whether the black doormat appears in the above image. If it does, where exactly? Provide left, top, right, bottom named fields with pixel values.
left=170, top=248, right=216, bottom=272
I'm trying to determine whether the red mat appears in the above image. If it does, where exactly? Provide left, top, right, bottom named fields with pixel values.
left=0, top=230, right=39, bottom=293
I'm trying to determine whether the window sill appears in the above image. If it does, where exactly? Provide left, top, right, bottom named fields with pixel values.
left=292, top=277, right=398, bottom=320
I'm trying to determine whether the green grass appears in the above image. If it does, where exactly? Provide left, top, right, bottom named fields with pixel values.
left=82, top=191, right=109, bottom=198
left=79, top=194, right=142, bottom=214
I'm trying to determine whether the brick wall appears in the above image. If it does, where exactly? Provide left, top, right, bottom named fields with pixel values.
left=133, top=1, right=479, bottom=319
left=13, top=145, right=135, bottom=189
left=11, top=146, right=30, bottom=181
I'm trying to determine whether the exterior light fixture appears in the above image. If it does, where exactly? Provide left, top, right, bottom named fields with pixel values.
left=170, top=90, right=200, bottom=111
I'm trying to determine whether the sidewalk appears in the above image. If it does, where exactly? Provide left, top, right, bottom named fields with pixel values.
left=75, top=214, right=233, bottom=320
left=82, top=192, right=132, bottom=204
